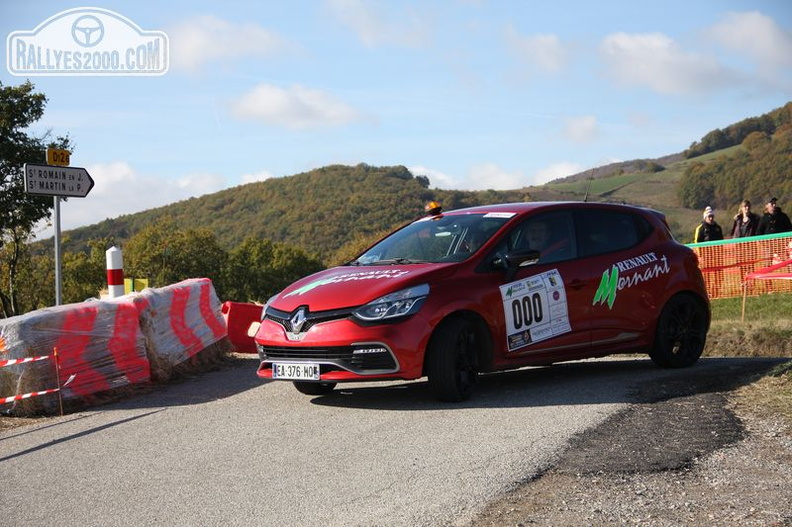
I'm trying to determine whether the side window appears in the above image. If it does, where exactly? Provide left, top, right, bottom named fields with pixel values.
left=510, top=211, right=577, bottom=264
left=576, top=210, right=649, bottom=257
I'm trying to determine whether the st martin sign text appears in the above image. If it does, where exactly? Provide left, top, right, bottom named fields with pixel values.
left=24, top=163, right=95, bottom=198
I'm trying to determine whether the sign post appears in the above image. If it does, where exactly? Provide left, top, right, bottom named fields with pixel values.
left=23, top=155, right=94, bottom=306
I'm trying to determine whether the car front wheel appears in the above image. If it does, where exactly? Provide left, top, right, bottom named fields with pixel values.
left=650, top=294, right=708, bottom=368
left=427, top=317, right=479, bottom=402
left=293, top=381, right=337, bottom=396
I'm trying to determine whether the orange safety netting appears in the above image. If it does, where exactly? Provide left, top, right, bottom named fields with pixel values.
left=688, top=233, right=792, bottom=300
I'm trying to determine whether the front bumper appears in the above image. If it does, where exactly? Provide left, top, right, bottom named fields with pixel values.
left=255, top=312, right=431, bottom=382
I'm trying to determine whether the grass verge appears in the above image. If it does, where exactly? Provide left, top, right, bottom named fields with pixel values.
left=707, top=294, right=792, bottom=430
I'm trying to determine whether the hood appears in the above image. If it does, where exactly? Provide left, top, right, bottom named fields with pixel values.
left=270, top=264, right=456, bottom=312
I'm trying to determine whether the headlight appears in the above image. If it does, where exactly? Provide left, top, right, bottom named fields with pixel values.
left=262, top=293, right=279, bottom=319
left=353, top=284, right=430, bottom=321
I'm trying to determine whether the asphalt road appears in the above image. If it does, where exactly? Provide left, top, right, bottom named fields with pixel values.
left=0, top=356, right=776, bottom=527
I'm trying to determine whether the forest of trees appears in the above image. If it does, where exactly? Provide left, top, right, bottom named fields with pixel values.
left=678, top=123, right=792, bottom=210
left=61, top=163, right=528, bottom=262
left=684, top=102, right=792, bottom=159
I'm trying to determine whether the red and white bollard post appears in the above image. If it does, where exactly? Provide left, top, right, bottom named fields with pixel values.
left=106, top=246, right=125, bottom=298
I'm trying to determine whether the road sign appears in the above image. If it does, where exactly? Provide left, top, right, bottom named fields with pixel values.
left=23, top=163, right=94, bottom=198
left=46, top=148, right=71, bottom=166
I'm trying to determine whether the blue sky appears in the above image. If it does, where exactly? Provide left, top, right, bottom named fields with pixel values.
left=2, top=1, right=791, bottom=238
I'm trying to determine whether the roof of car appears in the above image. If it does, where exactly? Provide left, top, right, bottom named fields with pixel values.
left=443, top=201, right=650, bottom=215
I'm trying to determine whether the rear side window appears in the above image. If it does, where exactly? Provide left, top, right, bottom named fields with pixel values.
left=575, top=210, right=651, bottom=258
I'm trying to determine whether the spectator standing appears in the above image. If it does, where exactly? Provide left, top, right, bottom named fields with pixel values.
left=694, top=206, right=724, bottom=243
left=731, top=199, right=760, bottom=238
left=757, top=197, right=792, bottom=235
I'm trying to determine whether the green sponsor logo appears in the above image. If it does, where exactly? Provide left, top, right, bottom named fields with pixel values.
left=593, top=265, right=619, bottom=309
left=283, top=277, right=335, bottom=297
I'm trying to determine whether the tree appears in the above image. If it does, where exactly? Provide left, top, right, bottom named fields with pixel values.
left=222, top=237, right=324, bottom=303
left=61, top=237, right=116, bottom=303
left=0, top=81, right=72, bottom=318
left=677, top=162, right=715, bottom=209
left=123, top=220, right=227, bottom=294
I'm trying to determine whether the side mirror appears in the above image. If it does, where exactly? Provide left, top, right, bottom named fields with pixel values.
left=502, top=249, right=541, bottom=281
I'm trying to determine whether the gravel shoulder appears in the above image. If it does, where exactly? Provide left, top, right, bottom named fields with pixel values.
left=470, top=362, right=792, bottom=527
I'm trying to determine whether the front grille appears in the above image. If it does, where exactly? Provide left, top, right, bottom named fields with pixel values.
left=260, top=344, right=398, bottom=374
left=265, top=306, right=354, bottom=333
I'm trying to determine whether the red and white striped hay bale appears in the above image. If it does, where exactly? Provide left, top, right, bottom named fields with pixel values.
left=128, top=278, right=227, bottom=381
left=0, top=300, right=149, bottom=415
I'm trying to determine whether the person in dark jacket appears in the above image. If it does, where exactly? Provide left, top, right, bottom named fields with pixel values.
left=694, top=206, right=724, bottom=243
left=731, top=199, right=760, bottom=238
left=757, top=197, right=792, bottom=235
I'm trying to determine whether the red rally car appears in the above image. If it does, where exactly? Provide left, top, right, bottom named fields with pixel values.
left=254, top=201, right=710, bottom=402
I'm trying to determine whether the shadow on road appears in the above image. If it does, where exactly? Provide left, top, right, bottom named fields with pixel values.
left=307, top=357, right=788, bottom=411
left=101, top=354, right=265, bottom=411
left=28, top=355, right=787, bottom=415
left=0, top=409, right=165, bottom=462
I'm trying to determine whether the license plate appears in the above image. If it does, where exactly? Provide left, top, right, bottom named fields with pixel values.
left=272, top=362, right=320, bottom=381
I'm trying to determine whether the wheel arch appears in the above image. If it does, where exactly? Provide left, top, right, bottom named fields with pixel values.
left=650, top=290, right=710, bottom=368
left=422, top=310, right=494, bottom=377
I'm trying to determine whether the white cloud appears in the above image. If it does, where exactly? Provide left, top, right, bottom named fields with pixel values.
left=240, top=170, right=275, bottom=185
left=411, top=162, right=590, bottom=191
left=408, top=165, right=456, bottom=189
left=707, top=11, right=792, bottom=72
left=563, top=115, right=599, bottom=143
left=407, top=164, right=525, bottom=191
left=533, top=162, right=585, bottom=185
left=168, top=15, right=290, bottom=72
left=600, top=32, right=736, bottom=95
left=173, top=172, right=227, bottom=194
left=230, top=83, right=366, bottom=129
left=326, top=0, right=429, bottom=47
left=35, top=161, right=227, bottom=238
left=466, top=163, right=526, bottom=190
left=504, top=27, right=566, bottom=73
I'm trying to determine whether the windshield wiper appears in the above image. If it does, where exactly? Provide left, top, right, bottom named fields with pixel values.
left=370, top=258, right=427, bottom=265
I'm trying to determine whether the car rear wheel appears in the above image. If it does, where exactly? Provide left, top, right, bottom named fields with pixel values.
left=650, top=294, right=708, bottom=368
left=427, top=317, right=479, bottom=402
left=293, top=381, right=337, bottom=396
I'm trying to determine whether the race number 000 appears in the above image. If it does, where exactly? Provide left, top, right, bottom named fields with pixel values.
left=511, top=292, right=544, bottom=329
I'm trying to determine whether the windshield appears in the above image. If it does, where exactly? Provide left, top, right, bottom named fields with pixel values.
left=351, top=213, right=511, bottom=265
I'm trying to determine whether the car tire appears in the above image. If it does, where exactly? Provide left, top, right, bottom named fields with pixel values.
left=293, top=381, right=337, bottom=396
left=427, top=317, right=479, bottom=402
left=650, top=294, right=708, bottom=368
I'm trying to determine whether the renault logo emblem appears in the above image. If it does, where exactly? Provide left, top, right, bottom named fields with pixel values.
left=290, top=307, right=307, bottom=333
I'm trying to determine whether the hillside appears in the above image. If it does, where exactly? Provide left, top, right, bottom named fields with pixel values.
left=63, top=164, right=529, bottom=262
left=60, top=103, right=792, bottom=260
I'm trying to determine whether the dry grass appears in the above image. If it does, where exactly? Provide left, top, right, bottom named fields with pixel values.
left=732, top=362, right=792, bottom=427
left=705, top=294, right=792, bottom=357
left=706, top=294, right=792, bottom=432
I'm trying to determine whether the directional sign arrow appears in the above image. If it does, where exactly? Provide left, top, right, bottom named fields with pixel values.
left=23, top=163, right=95, bottom=198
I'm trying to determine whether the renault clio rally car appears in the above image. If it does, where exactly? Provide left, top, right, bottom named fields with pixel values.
left=254, top=201, right=710, bottom=402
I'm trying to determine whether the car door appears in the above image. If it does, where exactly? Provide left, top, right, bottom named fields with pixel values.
left=479, top=210, right=593, bottom=360
left=575, top=208, right=660, bottom=347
